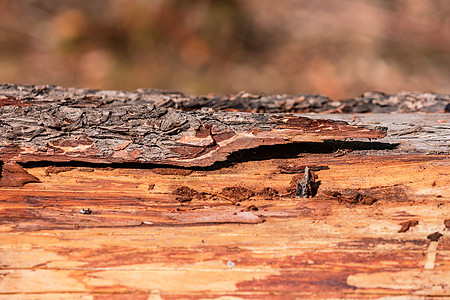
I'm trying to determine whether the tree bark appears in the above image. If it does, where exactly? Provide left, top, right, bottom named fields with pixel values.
left=1, top=83, right=449, bottom=113
left=0, top=86, right=386, bottom=169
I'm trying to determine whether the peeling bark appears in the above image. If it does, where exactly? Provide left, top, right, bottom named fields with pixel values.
left=0, top=102, right=385, bottom=169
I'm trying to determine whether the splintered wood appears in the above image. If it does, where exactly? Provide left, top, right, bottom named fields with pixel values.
left=0, top=85, right=449, bottom=299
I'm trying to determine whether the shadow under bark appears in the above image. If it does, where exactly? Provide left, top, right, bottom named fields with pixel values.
left=18, top=140, right=399, bottom=172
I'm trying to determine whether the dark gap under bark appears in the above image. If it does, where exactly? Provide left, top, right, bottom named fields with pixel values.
left=19, top=140, right=398, bottom=171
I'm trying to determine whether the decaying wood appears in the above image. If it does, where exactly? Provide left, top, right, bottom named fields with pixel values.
left=1, top=153, right=449, bottom=298
left=0, top=98, right=385, bottom=169
left=0, top=84, right=449, bottom=299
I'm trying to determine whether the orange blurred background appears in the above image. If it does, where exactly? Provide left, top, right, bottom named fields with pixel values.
left=0, top=0, right=449, bottom=99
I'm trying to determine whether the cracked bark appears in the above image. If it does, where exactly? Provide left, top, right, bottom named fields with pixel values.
left=1, top=83, right=449, bottom=113
left=0, top=100, right=385, bottom=170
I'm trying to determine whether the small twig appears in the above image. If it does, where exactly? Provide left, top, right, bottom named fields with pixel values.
left=212, top=194, right=237, bottom=205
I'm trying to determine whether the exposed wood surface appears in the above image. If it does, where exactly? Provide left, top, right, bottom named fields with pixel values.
left=1, top=153, right=449, bottom=298
left=0, top=85, right=449, bottom=299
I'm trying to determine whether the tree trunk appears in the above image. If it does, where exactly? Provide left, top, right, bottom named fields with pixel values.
left=0, top=84, right=449, bottom=298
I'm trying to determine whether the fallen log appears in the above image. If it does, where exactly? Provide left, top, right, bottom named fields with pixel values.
left=1, top=84, right=449, bottom=298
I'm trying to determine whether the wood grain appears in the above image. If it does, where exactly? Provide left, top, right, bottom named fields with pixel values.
left=0, top=85, right=449, bottom=299
left=1, top=152, right=449, bottom=298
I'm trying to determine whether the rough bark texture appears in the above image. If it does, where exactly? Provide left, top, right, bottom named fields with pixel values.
left=0, top=88, right=386, bottom=168
left=1, top=83, right=449, bottom=113
left=0, top=84, right=449, bottom=299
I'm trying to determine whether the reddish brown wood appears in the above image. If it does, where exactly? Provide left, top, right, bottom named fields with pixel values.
left=0, top=85, right=449, bottom=299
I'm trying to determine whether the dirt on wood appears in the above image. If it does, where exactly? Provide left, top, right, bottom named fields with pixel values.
left=152, top=168, right=193, bottom=176
left=256, top=187, right=279, bottom=198
left=44, top=166, right=76, bottom=176
left=427, top=232, right=443, bottom=242
left=174, top=186, right=206, bottom=203
left=398, top=220, right=419, bottom=233
left=445, top=219, right=450, bottom=230
left=221, top=186, right=256, bottom=202
left=325, top=190, right=377, bottom=205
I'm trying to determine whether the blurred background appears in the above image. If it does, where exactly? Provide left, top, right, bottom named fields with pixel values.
left=0, top=0, right=449, bottom=99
